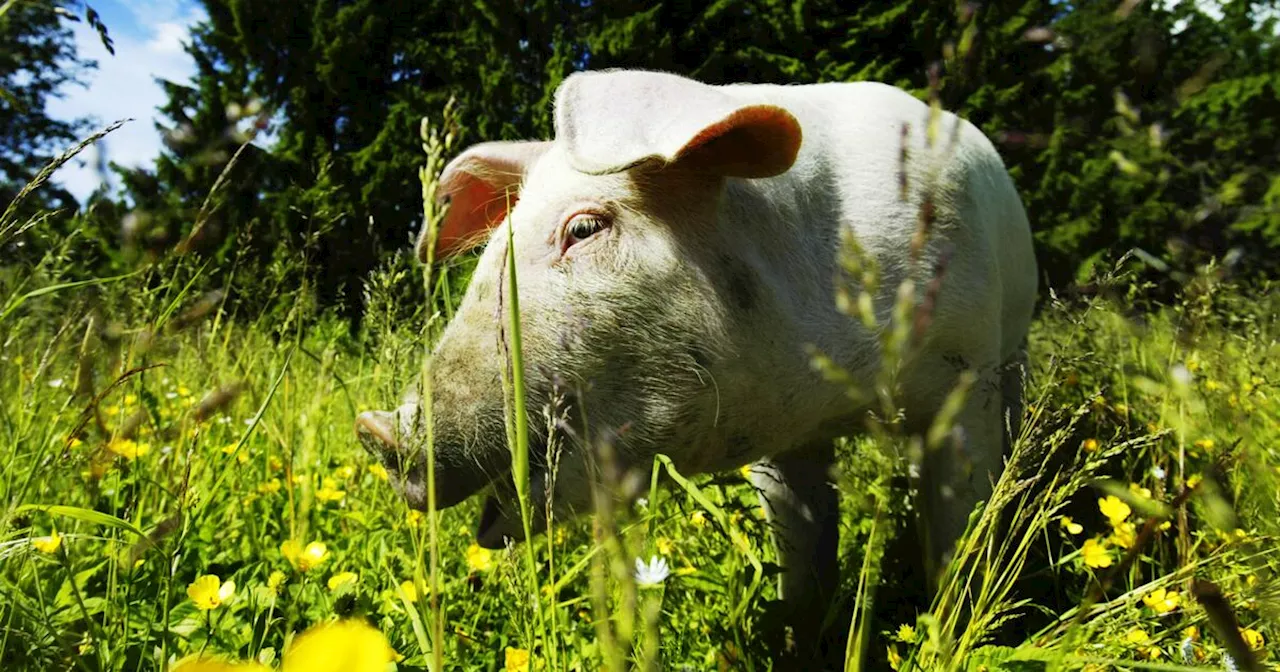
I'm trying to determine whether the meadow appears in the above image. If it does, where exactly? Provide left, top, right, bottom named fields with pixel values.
left=2, top=127, right=1279, bottom=672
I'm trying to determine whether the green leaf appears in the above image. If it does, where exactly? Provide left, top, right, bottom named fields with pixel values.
left=16, top=504, right=150, bottom=541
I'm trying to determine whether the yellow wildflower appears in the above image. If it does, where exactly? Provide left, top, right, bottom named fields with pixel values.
left=466, top=543, right=493, bottom=572
left=1241, top=628, right=1264, bottom=650
left=1059, top=517, right=1083, bottom=535
left=327, top=572, right=358, bottom=591
left=1194, top=438, right=1215, bottom=451
left=1141, top=646, right=1162, bottom=660
left=282, top=619, right=397, bottom=672
left=335, top=465, right=356, bottom=480
left=1128, top=482, right=1152, bottom=500
left=281, top=540, right=328, bottom=572
left=367, top=463, right=388, bottom=481
left=1109, top=522, right=1137, bottom=549
left=268, top=456, right=284, bottom=471
left=1081, top=537, right=1112, bottom=568
left=739, top=464, right=753, bottom=480
left=690, top=511, right=708, bottom=528
left=69, top=437, right=83, bottom=449
left=1125, top=628, right=1150, bottom=645
left=656, top=537, right=674, bottom=555
left=1142, top=588, right=1180, bottom=614
left=31, top=530, right=62, bottom=554
left=258, top=478, right=282, bottom=495
left=504, top=647, right=531, bottom=672
left=399, top=580, right=418, bottom=603
left=316, top=477, right=346, bottom=504
left=107, top=438, right=149, bottom=460
left=267, top=570, right=286, bottom=594
left=1186, top=474, right=1203, bottom=489
left=1083, top=438, right=1100, bottom=453
left=187, top=575, right=235, bottom=610
left=896, top=624, right=918, bottom=643
left=887, top=645, right=903, bottom=671
left=406, top=509, right=423, bottom=525
left=1098, top=496, right=1131, bottom=527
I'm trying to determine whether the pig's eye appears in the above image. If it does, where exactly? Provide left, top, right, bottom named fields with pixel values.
left=565, top=214, right=609, bottom=247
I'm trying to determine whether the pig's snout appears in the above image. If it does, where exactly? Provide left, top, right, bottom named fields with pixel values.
left=355, top=410, right=494, bottom=510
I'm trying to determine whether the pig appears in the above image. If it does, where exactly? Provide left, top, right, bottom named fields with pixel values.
left=356, top=69, right=1037, bottom=653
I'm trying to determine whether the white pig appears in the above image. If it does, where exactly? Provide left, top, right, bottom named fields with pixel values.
left=357, top=69, right=1037, bottom=653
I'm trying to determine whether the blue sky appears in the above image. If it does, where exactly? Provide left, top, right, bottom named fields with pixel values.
left=47, top=0, right=207, bottom=202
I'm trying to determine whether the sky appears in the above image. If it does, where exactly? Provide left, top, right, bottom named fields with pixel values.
left=46, top=0, right=207, bottom=202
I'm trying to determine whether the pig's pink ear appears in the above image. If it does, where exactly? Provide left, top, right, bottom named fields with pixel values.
left=419, top=141, right=551, bottom=261
left=554, top=70, right=802, bottom=179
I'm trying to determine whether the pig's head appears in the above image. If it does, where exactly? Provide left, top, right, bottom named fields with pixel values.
left=357, top=70, right=811, bottom=548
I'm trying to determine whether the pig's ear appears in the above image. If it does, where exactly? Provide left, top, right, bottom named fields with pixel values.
left=554, top=70, right=802, bottom=179
left=419, top=140, right=551, bottom=261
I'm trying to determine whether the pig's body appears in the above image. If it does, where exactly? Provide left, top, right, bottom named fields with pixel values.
left=358, top=70, right=1037, bottom=660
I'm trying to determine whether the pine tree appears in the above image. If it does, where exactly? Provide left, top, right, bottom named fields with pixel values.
left=0, top=1, right=95, bottom=213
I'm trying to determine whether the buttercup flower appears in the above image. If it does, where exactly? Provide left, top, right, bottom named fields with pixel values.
left=690, top=511, right=708, bottom=528
left=282, top=619, right=398, bottom=672
left=504, top=647, right=531, bottom=672
left=281, top=540, right=328, bottom=572
left=1194, top=438, right=1215, bottom=451
left=315, top=477, right=346, bottom=504
left=1059, top=517, right=1083, bottom=535
left=1240, top=628, right=1264, bottom=650
left=1126, top=628, right=1150, bottom=645
left=335, top=465, right=356, bottom=479
left=466, top=543, right=492, bottom=572
left=1083, top=438, right=1100, bottom=453
left=31, top=530, right=62, bottom=554
left=1128, top=483, right=1152, bottom=500
left=896, top=624, right=918, bottom=643
left=656, top=537, right=674, bottom=555
left=107, top=438, right=149, bottom=460
left=634, top=556, right=670, bottom=587
left=187, top=574, right=235, bottom=610
left=1081, top=537, right=1112, bottom=568
left=1142, top=587, right=1181, bottom=614
left=367, top=463, right=388, bottom=481
left=1109, top=521, right=1137, bottom=549
left=1098, top=496, right=1131, bottom=527
left=327, top=572, right=358, bottom=591
left=398, top=580, right=418, bottom=603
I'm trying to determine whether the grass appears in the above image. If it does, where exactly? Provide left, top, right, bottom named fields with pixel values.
left=1, top=119, right=1278, bottom=672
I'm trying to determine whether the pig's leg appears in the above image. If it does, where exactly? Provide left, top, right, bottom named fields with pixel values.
left=750, top=442, right=839, bottom=650
left=918, top=361, right=1006, bottom=586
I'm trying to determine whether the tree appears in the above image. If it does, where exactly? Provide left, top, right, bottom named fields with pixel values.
left=0, top=0, right=96, bottom=214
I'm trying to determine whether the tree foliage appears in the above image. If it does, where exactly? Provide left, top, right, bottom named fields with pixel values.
left=42, top=0, right=1280, bottom=315
left=0, top=0, right=94, bottom=213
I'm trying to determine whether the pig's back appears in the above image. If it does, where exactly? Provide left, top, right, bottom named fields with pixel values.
left=729, top=80, right=1038, bottom=365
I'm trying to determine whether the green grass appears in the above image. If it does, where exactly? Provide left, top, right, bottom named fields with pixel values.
left=2, top=128, right=1279, bottom=671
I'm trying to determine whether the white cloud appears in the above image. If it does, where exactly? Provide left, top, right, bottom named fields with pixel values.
left=46, top=2, right=206, bottom=202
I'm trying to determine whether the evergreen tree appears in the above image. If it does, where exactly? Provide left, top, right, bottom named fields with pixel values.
left=0, top=1, right=95, bottom=213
